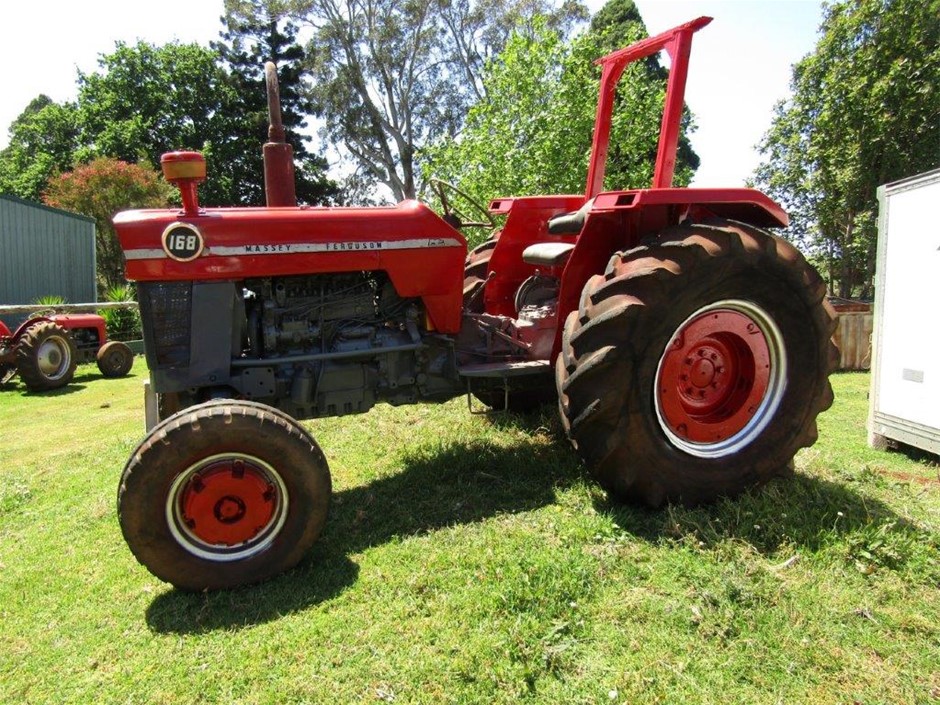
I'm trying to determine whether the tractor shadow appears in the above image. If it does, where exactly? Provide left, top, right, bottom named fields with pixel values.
left=145, top=409, right=580, bottom=634
left=5, top=383, right=87, bottom=397
left=2, top=367, right=108, bottom=396
left=594, top=469, right=926, bottom=559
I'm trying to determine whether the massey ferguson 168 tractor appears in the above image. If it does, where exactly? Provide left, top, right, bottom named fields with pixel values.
left=114, top=17, right=836, bottom=590
left=0, top=314, right=134, bottom=392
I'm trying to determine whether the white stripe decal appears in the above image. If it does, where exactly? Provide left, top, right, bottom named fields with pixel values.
left=124, top=237, right=463, bottom=261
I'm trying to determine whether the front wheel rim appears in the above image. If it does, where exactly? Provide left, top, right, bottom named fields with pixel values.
left=166, top=453, right=289, bottom=562
left=654, top=300, right=787, bottom=458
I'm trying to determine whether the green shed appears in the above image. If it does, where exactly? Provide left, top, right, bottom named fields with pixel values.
left=0, top=194, right=97, bottom=309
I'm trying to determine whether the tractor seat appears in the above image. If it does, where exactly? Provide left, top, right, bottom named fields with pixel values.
left=522, top=242, right=576, bottom=268
left=547, top=198, right=594, bottom=234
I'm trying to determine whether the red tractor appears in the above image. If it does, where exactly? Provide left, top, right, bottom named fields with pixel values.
left=0, top=313, right=134, bottom=391
left=114, top=17, right=836, bottom=590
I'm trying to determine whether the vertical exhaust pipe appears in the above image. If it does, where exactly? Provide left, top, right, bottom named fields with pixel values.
left=263, top=61, right=297, bottom=207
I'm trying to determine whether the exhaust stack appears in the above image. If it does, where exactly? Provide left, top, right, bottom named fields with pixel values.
left=263, top=61, right=297, bottom=207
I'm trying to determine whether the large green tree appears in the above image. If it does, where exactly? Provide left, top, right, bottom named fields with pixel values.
left=754, top=0, right=940, bottom=298
left=422, top=4, right=698, bottom=212
left=2, top=38, right=335, bottom=208
left=76, top=41, right=251, bottom=207
left=0, top=96, right=80, bottom=201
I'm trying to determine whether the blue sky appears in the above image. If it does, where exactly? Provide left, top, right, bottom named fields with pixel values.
left=0, top=0, right=823, bottom=190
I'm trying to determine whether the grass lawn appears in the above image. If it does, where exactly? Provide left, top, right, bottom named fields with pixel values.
left=0, top=363, right=937, bottom=704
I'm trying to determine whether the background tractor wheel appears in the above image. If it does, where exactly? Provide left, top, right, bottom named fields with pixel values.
left=15, top=321, right=78, bottom=392
left=118, top=400, right=332, bottom=591
left=556, top=219, right=838, bottom=506
left=96, top=341, right=134, bottom=377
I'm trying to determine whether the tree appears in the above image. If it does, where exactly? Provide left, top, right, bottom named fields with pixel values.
left=235, top=0, right=587, bottom=202
left=437, top=0, right=589, bottom=102
left=1, top=39, right=334, bottom=208
left=0, top=96, right=80, bottom=201
left=422, top=6, right=698, bottom=212
left=43, top=158, right=173, bottom=291
left=76, top=41, right=248, bottom=207
left=754, top=0, right=940, bottom=298
left=213, top=3, right=338, bottom=205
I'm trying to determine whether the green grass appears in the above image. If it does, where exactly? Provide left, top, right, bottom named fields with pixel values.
left=1, top=366, right=938, bottom=704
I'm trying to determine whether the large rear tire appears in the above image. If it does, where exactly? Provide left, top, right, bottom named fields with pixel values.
left=118, top=400, right=331, bottom=590
left=463, top=238, right=497, bottom=314
left=556, top=219, right=837, bottom=506
left=15, top=321, right=78, bottom=392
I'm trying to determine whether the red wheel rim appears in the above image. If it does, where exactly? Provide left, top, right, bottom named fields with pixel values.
left=655, top=300, right=787, bottom=457
left=167, top=453, right=289, bottom=561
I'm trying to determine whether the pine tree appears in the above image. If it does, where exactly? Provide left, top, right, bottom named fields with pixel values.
left=213, top=4, right=337, bottom=205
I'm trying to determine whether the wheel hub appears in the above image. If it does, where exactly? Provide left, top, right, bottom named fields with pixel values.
left=180, top=460, right=276, bottom=545
left=167, top=453, right=288, bottom=561
left=655, top=300, right=786, bottom=458
left=38, top=339, right=67, bottom=377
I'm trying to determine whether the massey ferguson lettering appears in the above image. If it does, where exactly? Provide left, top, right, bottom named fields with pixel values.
left=245, top=244, right=294, bottom=253
left=325, top=241, right=384, bottom=251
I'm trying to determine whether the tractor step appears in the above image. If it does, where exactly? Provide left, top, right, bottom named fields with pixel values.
left=458, top=360, right=551, bottom=379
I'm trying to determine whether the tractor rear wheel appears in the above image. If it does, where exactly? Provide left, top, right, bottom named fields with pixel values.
left=556, top=219, right=837, bottom=506
left=96, top=341, right=134, bottom=377
left=15, top=321, right=78, bottom=392
left=463, top=238, right=497, bottom=314
left=118, top=400, right=331, bottom=590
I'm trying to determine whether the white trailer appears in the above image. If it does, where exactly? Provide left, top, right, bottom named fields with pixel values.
left=868, top=168, right=940, bottom=454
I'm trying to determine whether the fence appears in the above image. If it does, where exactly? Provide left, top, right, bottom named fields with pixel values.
left=829, top=299, right=873, bottom=371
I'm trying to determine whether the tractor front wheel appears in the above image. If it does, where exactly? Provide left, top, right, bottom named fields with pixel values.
left=556, top=219, right=837, bottom=506
left=96, top=341, right=134, bottom=377
left=15, top=321, right=78, bottom=392
left=118, top=400, right=331, bottom=590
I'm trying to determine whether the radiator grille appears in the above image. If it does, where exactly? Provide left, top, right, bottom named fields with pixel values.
left=138, top=282, right=192, bottom=366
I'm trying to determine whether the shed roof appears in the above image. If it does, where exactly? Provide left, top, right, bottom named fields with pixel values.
left=0, top=193, right=96, bottom=224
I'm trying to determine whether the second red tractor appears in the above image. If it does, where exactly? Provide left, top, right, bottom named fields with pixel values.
left=0, top=314, right=134, bottom=391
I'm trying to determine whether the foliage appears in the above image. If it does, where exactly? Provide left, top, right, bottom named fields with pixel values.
left=213, top=3, right=338, bottom=205
left=436, top=0, right=590, bottom=103
left=76, top=41, right=253, bottom=207
left=43, top=158, right=172, bottom=292
left=0, top=370, right=939, bottom=703
left=30, top=294, right=68, bottom=307
left=2, top=37, right=335, bottom=209
left=754, top=0, right=940, bottom=298
left=0, top=96, right=80, bottom=202
left=28, top=294, right=69, bottom=319
left=99, top=284, right=141, bottom=342
left=422, top=6, right=698, bottom=210
left=256, top=0, right=587, bottom=202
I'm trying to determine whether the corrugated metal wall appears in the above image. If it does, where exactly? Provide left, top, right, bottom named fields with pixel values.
left=0, top=195, right=96, bottom=308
